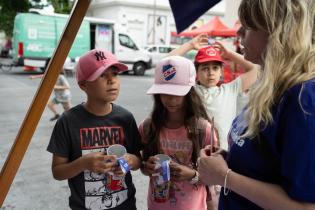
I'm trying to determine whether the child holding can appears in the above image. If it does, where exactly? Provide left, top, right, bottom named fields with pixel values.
left=47, top=49, right=142, bottom=210
left=139, top=56, right=219, bottom=210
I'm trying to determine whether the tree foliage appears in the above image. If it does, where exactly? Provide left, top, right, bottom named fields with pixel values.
left=0, top=0, right=30, bottom=37
left=48, top=0, right=73, bottom=14
left=0, top=0, right=73, bottom=37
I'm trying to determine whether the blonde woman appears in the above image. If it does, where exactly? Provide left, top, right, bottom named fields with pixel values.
left=198, top=0, right=315, bottom=210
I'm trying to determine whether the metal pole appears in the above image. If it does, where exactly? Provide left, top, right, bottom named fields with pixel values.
left=0, top=0, right=91, bottom=206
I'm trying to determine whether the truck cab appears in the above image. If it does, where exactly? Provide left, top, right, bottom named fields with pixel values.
left=115, top=33, right=152, bottom=75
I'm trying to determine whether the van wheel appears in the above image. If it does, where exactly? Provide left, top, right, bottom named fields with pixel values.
left=133, top=62, right=146, bottom=76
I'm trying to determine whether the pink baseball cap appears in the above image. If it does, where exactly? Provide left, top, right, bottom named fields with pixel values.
left=147, top=56, right=196, bottom=96
left=195, top=46, right=224, bottom=63
left=76, top=49, right=128, bottom=83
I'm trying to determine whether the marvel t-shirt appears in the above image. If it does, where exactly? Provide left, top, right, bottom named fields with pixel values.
left=47, top=104, right=142, bottom=210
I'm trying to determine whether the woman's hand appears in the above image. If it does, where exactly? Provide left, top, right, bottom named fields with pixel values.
left=201, top=145, right=229, bottom=159
left=169, top=161, right=195, bottom=182
left=198, top=153, right=229, bottom=186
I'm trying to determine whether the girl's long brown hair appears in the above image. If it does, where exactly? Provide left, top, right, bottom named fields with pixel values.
left=142, top=87, right=210, bottom=168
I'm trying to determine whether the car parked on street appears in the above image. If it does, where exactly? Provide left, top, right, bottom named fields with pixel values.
left=144, top=45, right=176, bottom=66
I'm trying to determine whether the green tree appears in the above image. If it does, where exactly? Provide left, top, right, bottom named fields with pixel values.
left=0, top=0, right=30, bottom=37
left=0, top=0, right=73, bottom=38
left=48, top=0, right=73, bottom=14
left=29, top=0, right=74, bottom=13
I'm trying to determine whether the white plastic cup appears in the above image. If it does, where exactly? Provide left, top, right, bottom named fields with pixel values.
left=106, top=144, right=127, bottom=191
left=107, top=144, right=126, bottom=158
left=154, top=154, right=171, bottom=183
left=155, top=154, right=171, bottom=163
left=153, top=154, right=171, bottom=203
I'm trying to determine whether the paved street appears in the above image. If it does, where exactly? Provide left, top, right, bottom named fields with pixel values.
left=0, top=63, right=154, bottom=210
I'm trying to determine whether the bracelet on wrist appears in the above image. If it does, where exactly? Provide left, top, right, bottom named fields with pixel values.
left=189, top=170, right=199, bottom=185
left=223, top=169, right=232, bottom=196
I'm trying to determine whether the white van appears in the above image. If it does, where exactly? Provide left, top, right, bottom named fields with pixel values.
left=115, top=33, right=152, bottom=75
left=90, top=17, right=152, bottom=75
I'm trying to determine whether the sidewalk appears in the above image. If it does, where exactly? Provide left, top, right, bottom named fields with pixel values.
left=0, top=70, right=150, bottom=210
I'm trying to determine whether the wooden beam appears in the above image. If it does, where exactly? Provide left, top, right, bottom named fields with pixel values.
left=0, top=0, right=91, bottom=206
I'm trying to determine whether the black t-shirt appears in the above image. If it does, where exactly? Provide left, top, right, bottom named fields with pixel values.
left=47, top=104, right=142, bottom=210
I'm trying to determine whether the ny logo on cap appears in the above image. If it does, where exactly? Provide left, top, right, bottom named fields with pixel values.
left=162, top=64, right=176, bottom=81
left=94, top=51, right=106, bottom=61
left=206, top=48, right=217, bottom=57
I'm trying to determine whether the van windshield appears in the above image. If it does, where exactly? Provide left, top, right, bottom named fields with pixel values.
left=119, top=34, right=138, bottom=50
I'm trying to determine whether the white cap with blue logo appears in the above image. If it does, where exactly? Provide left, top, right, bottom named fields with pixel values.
left=147, top=56, right=196, bottom=96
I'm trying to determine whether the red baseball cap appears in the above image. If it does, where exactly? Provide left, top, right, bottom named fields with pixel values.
left=195, top=46, right=224, bottom=64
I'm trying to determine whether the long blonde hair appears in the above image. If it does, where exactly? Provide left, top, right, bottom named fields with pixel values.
left=239, top=0, right=315, bottom=138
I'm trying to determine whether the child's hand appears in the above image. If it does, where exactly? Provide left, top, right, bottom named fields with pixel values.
left=122, top=153, right=141, bottom=170
left=169, top=161, right=195, bottom=182
left=142, top=156, right=159, bottom=176
left=82, top=152, right=117, bottom=174
left=213, top=42, right=231, bottom=60
left=111, top=153, right=140, bottom=176
left=189, top=34, right=209, bottom=50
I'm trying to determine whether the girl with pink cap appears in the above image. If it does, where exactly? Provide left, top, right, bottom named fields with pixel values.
left=139, top=56, right=219, bottom=210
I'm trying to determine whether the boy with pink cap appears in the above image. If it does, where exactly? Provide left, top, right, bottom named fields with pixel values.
left=169, top=34, right=258, bottom=150
left=47, top=49, right=142, bottom=210
left=139, top=56, right=219, bottom=210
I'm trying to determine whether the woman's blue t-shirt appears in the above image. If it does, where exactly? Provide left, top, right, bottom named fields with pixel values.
left=219, top=79, right=315, bottom=210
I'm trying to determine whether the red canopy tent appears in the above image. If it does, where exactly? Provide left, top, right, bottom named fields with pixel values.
left=172, top=16, right=239, bottom=37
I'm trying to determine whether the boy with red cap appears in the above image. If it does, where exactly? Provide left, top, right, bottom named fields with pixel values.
left=47, top=49, right=142, bottom=210
left=170, top=34, right=258, bottom=150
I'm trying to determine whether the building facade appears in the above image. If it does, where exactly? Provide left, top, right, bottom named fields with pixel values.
left=88, top=0, right=237, bottom=48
